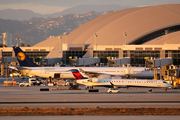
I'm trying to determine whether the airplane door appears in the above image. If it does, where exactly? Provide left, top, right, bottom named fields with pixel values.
left=124, top=69, right=133, bottom=76
left=157, top=81, right=161, bottom=87
left=54, top=73, right=61, bottom=79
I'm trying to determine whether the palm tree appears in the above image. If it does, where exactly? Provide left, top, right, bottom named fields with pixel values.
left=21, top=43, right=25, bottom=47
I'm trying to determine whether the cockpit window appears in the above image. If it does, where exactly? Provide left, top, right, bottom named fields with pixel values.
left=163, top=81, right=167, bottom=83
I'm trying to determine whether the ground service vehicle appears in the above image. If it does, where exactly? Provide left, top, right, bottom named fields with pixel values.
left=107, top=88, right=121, bottom=93
left=19, top=81, right=31, bottom=87
left=10, top=72, right=21, bottom=77
left=29, top=77, right=42, bottom=86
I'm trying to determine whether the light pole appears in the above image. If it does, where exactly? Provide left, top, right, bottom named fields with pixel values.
left=63, top=32, right=68, bottom=65
left=94, top=33, right=98, bottom=50
left=63, top=32, right=68, bottom=44
left=16, top=37, right=19, bottom=47
left=58, top=36, right=62, bottom=58
left=64, top=33, right=67, bottom=64
left=123, top=32, right=127, bottom=45
left=165, top=30, right=168, bottom=44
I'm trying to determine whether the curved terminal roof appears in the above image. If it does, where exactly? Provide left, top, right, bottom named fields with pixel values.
left=143, top=31, right=180, bottom=45
left=34, top=4, right=180, bottom=58
left=33, top=36, right=63, bottom=47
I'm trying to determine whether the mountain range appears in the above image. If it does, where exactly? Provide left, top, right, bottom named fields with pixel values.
left=0, top=5, right=134, bottom=46
left=0, top=5, right=132, bottom=21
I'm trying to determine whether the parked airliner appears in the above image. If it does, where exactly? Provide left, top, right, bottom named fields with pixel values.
left=70, top=69, right=172, bottom=89
left=11, top=47, right=156, bottom=79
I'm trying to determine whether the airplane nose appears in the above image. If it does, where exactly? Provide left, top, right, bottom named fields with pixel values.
left=168, top=84, right=172, bottom=88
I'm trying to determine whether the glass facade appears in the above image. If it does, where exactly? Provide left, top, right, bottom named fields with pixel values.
left=166, top=50, right=180, bottom=65
left=25, top=51, right=49, bottom=62
left=2, top=49, right=180, bottom=66
left=63, top=51, right=87, bottom=64
left=93, top=51, right=119, bottom=58
left=2, top=51, right=49, bottom=63
left=128, top=50, right=160, bottom=66
left=93, top=50, right=162, bottom=66
left=25, top=51, right=49, bottom=58
left=2, top=52, right=12, bottom=57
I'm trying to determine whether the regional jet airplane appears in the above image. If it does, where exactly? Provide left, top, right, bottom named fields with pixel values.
left=70, top=69, right=172, bottom=89
left=11, top=47, right=156, bottom=79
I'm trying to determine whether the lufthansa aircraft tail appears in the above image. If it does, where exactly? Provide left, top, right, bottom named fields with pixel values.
left=69, top=69, right=88, bottom=80
left=13, top=47, right=39, bottom=67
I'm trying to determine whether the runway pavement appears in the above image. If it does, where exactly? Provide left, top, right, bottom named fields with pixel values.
left=0, top=76, right=180, bottom=108
left=0, top=77, right=180, bottom=119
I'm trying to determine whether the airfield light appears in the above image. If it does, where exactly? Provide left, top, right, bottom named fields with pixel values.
left=165, top=30, right=168, bottom=44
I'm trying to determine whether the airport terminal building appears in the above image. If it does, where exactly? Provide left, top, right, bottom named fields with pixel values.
left=0, top=4, right=180, bottom=67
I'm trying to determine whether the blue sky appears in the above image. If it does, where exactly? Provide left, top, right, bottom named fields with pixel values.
left=0, top=0, right=180, bottom=14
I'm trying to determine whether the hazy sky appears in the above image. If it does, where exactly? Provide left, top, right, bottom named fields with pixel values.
left=0, top=0, right=180, bottom=14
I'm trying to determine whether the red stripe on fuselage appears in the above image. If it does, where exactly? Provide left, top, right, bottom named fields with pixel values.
left=72, top=72, right=82, bottom=80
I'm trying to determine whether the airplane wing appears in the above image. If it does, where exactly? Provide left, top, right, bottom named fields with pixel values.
left=79, top=68, right=119, bottom=78
left=8, top=66, right=31, bottom=70
left=79, top=68, right=101, bottom=77
left=8, top=65, right=34, bottom=76
left=8, top=66, right=19, bottom=71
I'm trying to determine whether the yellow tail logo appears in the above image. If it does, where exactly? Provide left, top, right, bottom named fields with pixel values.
left=17, top=52, right=26, bottom=61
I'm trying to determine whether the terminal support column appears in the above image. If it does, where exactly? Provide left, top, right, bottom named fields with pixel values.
left=154, top=68, right=157, bottom=80
left=0, top=50, right=4, bottom=76
left=1, top=63, right=4, bottom=76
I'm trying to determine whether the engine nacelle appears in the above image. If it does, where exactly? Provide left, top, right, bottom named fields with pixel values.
left=89, top=78, right=99, bottom=83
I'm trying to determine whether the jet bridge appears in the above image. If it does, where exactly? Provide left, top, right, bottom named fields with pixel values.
left=40, top=58, right=62, bottom=66
left=69, top=57, right=100, bottom=67
left=0, top=57, right=17, bottom=76
left=161, top=65, right=180, bottom=87
left=145, top=58, right=173, bottom=80
left=145, top=58, right=173, bottom=68
left=108, top=57, right=130, bottom=67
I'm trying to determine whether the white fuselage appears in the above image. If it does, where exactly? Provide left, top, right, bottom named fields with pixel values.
left=19, top=66, right=155, bottom=79
left=76, top=78, right=172, bottom=88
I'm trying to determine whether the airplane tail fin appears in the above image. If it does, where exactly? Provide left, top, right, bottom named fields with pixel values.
left=13, top=47, right=39, bottom=67
left=69, top=69, right=88, bottom=80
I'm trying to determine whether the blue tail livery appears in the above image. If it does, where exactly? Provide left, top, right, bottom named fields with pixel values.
left=13, top=47, right=39, bottom=67
left=69, top=69, right=88, bottom=80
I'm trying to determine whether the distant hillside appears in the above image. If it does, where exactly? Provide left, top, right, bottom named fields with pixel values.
left=0, top=11, right=105, bottom=46
left=0, top=5, right=134, bottom=46
left=43, top=5, right=132, bottom=18
left=0, top=5, right=132, bottom=21
left=0, top=9, right=42, bottom=21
